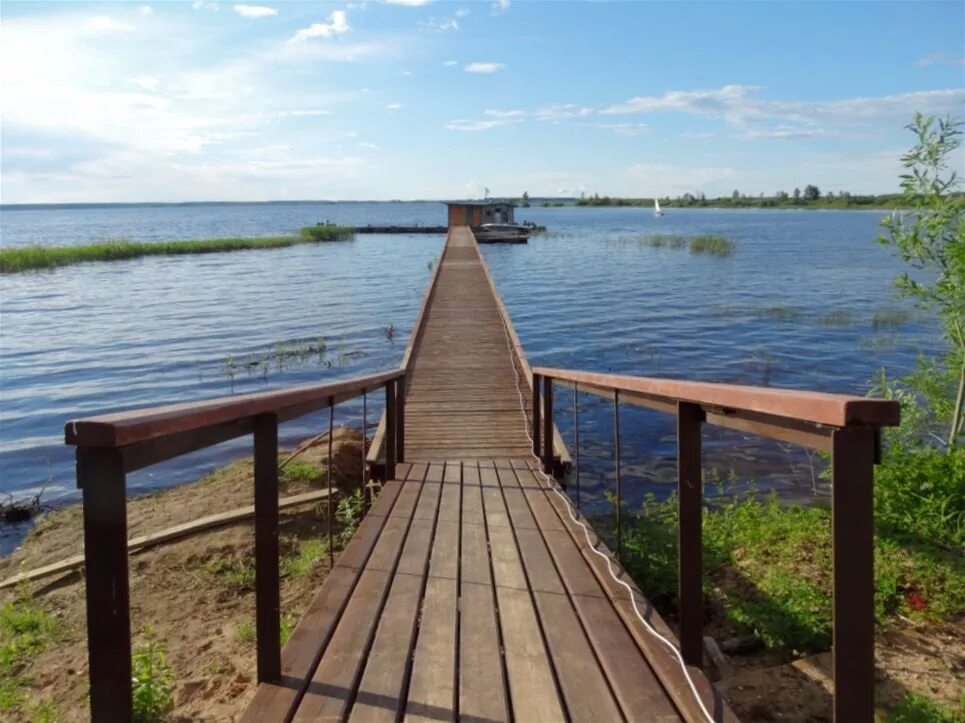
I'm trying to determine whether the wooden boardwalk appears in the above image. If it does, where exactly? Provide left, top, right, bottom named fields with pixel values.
left=243, top=227, right=731, bottom=722
left=404, top=227, right=533, bottom=461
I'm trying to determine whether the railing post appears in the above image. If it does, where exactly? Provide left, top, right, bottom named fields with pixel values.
left=542, top=375, right=553, bottom=474
left=831, top=428, right=876, bottom=723
left=677, top=401, right=704, bottom=667
left=78, top=447, right=132, bottom=722
left=614, top=390, right=622, bottom=561
left=532, top=373, right=541, bottom=460
left=385, top=380, right=397, bottom=481
left=397, top=375, right=405, bottom=464
left=253, top=413, right=281, bottom=682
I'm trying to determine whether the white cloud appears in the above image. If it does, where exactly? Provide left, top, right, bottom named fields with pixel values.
left=386, top=103, right=403, bottom=110
left=589, top=122, right=649, bottom=136
left=129, top=75, right=161, bottom=91
left=741, top=125, right=825, bottom=140
left=456, top=8, right=471, bottom=17
left=192, top=1, right=219, bottom=10
left=492, top=0, right=510, bottom=11
left=914, top=52, right=965, bottom=68
left=601, top=84, right=965, bottom=128
left=442, top=60, right=458, bottom=66
left=484, top=109, right=525, bottom=118
left=446, top=117, right=518, bottom=131
left=137, top=5, right=153, bottom=14
left=427, top=18, right=459, bottom=32
left=533, top=104, right=592, bottom=120
left=234, top=5, right=278, bottom=19
left=290, top=10, right=349, bottom=42
left=83, top=16, right=135, bottom=32
left=465, top=62, right=505, bottom=73
left=359, top=142, right=378, bottom=149
left=384, top=0, right=432, bottom=5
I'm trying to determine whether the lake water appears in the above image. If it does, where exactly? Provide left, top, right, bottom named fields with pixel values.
left=0, top=202, right=940, bottom=550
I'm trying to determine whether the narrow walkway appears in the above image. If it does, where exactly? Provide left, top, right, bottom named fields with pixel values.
left=242, top=226, right=732, bottom=722
left=243, top=461, right=730, bottom=722
left=404, top=227, right=533, bottom=461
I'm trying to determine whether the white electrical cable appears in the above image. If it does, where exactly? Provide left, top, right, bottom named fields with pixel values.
left=496, top=311, right=717, bottom=723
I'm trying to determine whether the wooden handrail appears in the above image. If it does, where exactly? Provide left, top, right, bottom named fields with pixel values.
left=66, top=368, right=405, bottom=448
left=68, top=368, right=406, bottom=722
left=534, top=367, right=900, bottom=430
left=533, top=366, right=897, bottom=722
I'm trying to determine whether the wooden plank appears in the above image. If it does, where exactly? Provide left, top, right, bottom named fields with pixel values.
left=514, top=459, right=736, bottom=723
left=291, top=492, right=421, bottom=722
left=241, top=480, right=406, bottom=721
left=458, top=458, right=509, bottom=722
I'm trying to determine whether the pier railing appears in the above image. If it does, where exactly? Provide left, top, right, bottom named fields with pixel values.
left=532, top=367, right=900, bottom=723
left=65, top=368, right=406, bottom=722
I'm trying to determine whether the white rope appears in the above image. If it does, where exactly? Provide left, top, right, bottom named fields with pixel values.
left=496, top=308, right=717, bottom=723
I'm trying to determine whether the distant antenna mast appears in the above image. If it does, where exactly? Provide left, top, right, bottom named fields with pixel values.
left=484, top=187, right=490, bottom=199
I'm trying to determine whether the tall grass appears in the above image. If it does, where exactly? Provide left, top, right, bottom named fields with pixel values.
left=0, top=226, right=355, bottom=274
left=688, top=235, right=735, bottom=256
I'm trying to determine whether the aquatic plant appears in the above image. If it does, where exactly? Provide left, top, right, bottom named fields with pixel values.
left=815, top=310, right=855, bottom=328
left=872, top=308, right=913, bottom=330
left=0, top=229, right=356, bottom=274
left=688, top=235, right=735, bottom=256
left=298, top=224, right=356, bottom=242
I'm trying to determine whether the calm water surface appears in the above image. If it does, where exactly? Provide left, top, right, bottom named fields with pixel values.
left=0, top=202, right=940, bottom=550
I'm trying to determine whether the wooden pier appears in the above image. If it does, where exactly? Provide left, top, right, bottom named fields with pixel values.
left=66, top=226, right=900, bottom=722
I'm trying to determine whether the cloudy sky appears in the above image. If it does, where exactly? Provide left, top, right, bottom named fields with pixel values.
left=1, top=0, right=963, bottom=203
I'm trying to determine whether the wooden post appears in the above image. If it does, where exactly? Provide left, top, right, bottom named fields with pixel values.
left=385, top=381, right=397, bottom=481
left=677, top=402, right=704, bottom=667
left=831, top=428, right=876, bottom=723
left=614, top=390, right=622, bottom=561
left=253, top=413, right=281, bottom=682
left=542, top=375, right=553, bottom=474
left=532, top=373, right=541, bottom=460
left=78, top=447, right=132, bottom=722
left=396, top=376, right=405, bottom=464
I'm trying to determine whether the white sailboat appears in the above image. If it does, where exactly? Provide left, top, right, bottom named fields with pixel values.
left=653, top=198, right=664, bottom=217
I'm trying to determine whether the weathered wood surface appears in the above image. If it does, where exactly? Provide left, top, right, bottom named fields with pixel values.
left=403, top=227, right=534, bottom=461
left=243, top=461, right=733, bottom=722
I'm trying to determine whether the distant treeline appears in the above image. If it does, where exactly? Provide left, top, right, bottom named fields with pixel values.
left=530, top=188, right=965, bottom=210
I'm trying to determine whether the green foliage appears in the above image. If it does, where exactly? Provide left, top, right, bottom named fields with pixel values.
left=335, top=489, right=366, bottom=548
left=885, top=693, right=965, bottom=723
left=282, top=538, right=328, bottom=579
left=875, top=444, right=964, bottom=549
left=131, top=626, right=174, bottom=723
left=280, top=460, right=322, bottom=485
left=299, top=224, right=356, bottom=242
left=878, top=114, right=965, bottom=446
left=688, top=235, right=735, bottom=256
left=234, top=621, right=255, bottom=643
left=620, top=491, right=964, bottom=655
left=0, top=229, right=358, bottom=273
left=0, top=589, right=58, bottom=711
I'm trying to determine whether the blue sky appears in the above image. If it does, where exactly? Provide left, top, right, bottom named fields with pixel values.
left=2, top=0, right=963, bottom=202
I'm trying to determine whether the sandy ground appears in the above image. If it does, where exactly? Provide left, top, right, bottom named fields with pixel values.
left=0, top=427, right=365, bottom=722
left=2, top=426, right=962, bottom=721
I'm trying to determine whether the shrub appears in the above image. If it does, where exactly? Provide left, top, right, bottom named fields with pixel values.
left=131, top=626, right=174, bottom=723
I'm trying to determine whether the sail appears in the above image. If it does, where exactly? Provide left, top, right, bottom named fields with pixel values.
left=654, top=198, right=661, bottom=213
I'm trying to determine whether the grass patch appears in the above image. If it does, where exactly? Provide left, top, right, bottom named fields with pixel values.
left=1, top=227, right=356, bottom=274
left=298, top=224, right=356, bottom=242
left=280, top=459, right=322, bottom=485
left=335, top=489, right=366, bottom=548
left=620, top=487, right=964, bottom=655
left=235, top=613, right=300, bottom=647
left=131, top=626, right=174, bottom=723
left=206, top=555, right=255, bottom=591
left=885, top=693, right=964, bottom=722
left=282, top=538, right=328, bottom=579
left=0, top=588, right=58, bottom=712
left=688, top=235, right=735, bottom=256
left=234, top=621, right=255, bottom=644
